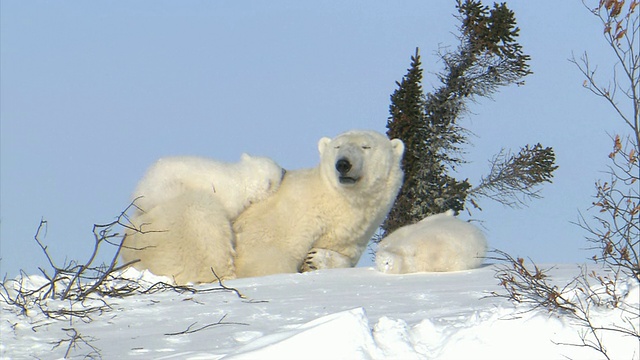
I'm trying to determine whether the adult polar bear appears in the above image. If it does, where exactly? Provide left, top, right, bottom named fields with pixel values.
left=121, top=154, right=285, bottom=284
left=233, top=130, right=405, bottom=278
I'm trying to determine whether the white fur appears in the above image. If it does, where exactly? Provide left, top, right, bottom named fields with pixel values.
left=233, top=130, right=404, bottom=278
left=131, top=154, right=284, bottom=219
left=375, top=210, right=487, bottom=274
left=121, top=154, right=284, bottom=284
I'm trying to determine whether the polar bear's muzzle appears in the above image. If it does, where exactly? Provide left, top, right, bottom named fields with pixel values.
left=336, top=158, right=360, bottom=185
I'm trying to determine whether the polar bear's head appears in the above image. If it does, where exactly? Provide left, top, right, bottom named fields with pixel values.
left=375, top=248, right=405, bottom=274
left=317, top=130, right=404, bottom=200
left=238, top=153, right=286, bottom=205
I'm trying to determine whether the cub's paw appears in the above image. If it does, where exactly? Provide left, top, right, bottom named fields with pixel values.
left=301, top=248, right=351, bottom=272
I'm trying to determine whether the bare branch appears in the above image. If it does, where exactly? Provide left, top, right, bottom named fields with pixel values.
left=164, top=314, right=249, bottom=336
left=50, top=327, right=101, bottom=359
left=211, top=268, right=246, bottom=299
left=469, top=144, right=558, bottom=208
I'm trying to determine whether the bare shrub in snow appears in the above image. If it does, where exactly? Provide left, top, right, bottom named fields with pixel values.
left=571, top=0, right=639, bottom=283
left=0, top=200, right=252, bottom=359
left=493, top=1, right=639, bottom=358
left=491, top=250, right=639, bottom=359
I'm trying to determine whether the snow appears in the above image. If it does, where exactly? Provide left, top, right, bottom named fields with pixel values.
left=1, top=265, right=638, bottom=359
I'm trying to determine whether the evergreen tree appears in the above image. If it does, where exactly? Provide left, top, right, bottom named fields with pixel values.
left=385, top=49, right=471, bottom=233
left=382, top=0, right=557, bottom=237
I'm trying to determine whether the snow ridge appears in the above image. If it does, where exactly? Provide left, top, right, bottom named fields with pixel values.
left=1, top=266, right=637, bottom=359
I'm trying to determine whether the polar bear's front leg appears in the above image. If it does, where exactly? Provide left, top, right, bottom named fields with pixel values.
left=301, top=248, right=352, bottom=272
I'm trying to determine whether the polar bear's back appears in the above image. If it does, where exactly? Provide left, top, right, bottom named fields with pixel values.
left=133, top=156, right=240, bottom=213
left=410, top=216, right=486, bottom=272
left=376, top=213, right=487, bottom=274
left=133, top=155, right=283, bottom=219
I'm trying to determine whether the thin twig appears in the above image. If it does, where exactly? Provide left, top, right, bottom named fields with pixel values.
left=164, top=314, right=248, bottom=336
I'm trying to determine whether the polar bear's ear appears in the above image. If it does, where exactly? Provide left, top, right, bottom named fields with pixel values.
left=240, top=153, right=251, bottom=161
left=390, top=138, right=405, bottom=158
left=318, top=137, right=332, bottom=154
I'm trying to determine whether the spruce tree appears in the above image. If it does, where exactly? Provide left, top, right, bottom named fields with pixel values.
left=384, top=49, right=471, bottom=233
left=381, top=0, right=557, bottom=237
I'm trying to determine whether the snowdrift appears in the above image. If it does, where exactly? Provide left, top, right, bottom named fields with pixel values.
left=1, top=265, right=637, bottom=359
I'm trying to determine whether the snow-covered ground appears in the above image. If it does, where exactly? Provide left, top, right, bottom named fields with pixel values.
left=1, top=264, right=638, bottom=359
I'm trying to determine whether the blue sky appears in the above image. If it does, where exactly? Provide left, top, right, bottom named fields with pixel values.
left=0, top=1, right=628, bottom=277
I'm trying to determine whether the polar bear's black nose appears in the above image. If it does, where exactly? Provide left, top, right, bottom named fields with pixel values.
left=336, top=158, right=352, bottom=175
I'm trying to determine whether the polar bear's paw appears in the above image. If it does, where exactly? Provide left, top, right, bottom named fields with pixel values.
left=301, top=248, right=352, bottom=272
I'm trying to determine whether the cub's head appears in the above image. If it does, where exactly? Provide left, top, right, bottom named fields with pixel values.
left=375, top=248, right=404, bottom=274
left=317, top=130, right=404, bottom=196
left=239, top=153, right=286, bottom=203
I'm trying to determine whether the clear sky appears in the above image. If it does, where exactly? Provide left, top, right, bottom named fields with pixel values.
left=0, top=1, right=629, bottom=277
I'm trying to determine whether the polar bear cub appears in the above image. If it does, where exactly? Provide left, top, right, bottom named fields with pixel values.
left=131, top=154, right=285, bottom=219
left=376, top=210, right=487, bottom=274
left=121, top=154, right=284, bottom=284
left=233, top=130, right=404, bottom=278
